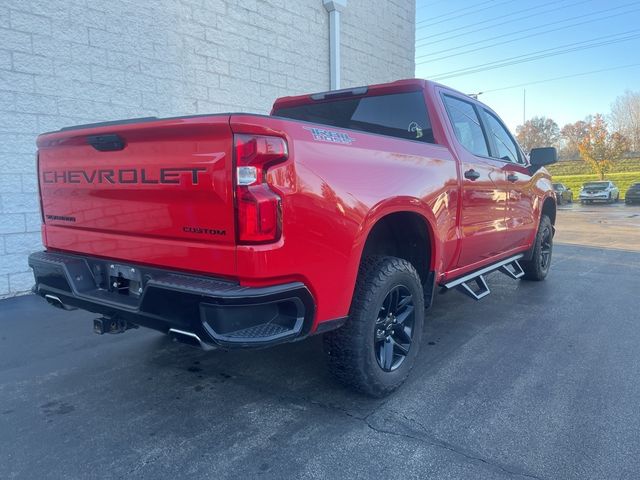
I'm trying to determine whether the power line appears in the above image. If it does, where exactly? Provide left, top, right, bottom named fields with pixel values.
left=432, top=33, right=640, bottom=80
left=416, top=4, right=640, bottom=63
left=416, top=0, right=456, bottom=11
left=480, top=62, right=640, bottom=94
left=416, top=0, right=497, bottom=24
left=416, top=0, right=589, bottom=47
left=417, top=2, right=640, bottom=59
left=429, top=29, right=640, bottom=80
left=417, top=0, right=519, bottom=30
left=416, top=0, right=576, bottom=42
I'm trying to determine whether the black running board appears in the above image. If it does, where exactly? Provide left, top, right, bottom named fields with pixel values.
left=441, top=254, right=525, bottom=301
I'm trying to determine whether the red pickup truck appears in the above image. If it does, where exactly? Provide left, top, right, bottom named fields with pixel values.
left=29, top=79, right=557, bottom=396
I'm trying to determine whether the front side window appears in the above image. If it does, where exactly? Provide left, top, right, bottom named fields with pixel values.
left=442, top=95, right=489, bottom=157
left=483, top=110, right=522, bottom=164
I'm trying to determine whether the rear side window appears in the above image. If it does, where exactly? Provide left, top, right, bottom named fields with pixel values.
left=483, top=110, right=523, bottom=164
left=442, top=95, right=489, bottom=157
left=273, top=91, right=435, bottom=143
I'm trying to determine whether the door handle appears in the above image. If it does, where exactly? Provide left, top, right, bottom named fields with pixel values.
left=464, top=169, right=480, bottom=181
left=507, top=173, right=519, bottom=182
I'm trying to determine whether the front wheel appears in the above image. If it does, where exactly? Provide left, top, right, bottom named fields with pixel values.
left=521, top=215, right=553, bottom=281
left=324, top=256, right=425, bottom=397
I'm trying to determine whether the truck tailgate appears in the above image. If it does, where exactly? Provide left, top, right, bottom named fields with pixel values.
left=36, top=115, right=237, bottom=276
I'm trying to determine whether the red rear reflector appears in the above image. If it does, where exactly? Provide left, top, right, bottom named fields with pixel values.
left=234, top=134, right=288, bottom=244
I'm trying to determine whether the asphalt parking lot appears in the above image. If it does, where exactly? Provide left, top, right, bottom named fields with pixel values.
left=1, top=204, right=639, bottom=480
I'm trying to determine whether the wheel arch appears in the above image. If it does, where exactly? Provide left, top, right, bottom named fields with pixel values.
left=541, top=194, right=557, bottom=225
left=353, top=200, right=439, bottom=307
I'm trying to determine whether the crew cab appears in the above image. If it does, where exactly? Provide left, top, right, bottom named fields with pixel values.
left=29, top=79, right=557, bottom=396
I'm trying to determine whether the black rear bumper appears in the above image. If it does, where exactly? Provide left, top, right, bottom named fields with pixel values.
left=28, top=251, right=315, bottom=348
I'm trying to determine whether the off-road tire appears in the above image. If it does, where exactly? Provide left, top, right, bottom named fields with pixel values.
left=323, top=256, right=425, bottom=397
left=521, top=215, right=553, bottom=281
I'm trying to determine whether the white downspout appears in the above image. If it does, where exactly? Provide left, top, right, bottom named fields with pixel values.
left=323, top=0, right=347, bottom=90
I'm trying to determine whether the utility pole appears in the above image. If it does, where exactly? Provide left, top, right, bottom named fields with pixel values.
left=522, top=89, right=527, bottom=150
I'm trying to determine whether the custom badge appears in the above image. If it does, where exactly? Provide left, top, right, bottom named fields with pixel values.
left=304, top=127, right=355, bottom=145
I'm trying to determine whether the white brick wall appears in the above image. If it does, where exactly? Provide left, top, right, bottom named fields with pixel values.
left=0, top=0, right=415, bottom=297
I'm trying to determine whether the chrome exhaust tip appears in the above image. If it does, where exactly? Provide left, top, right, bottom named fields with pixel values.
left=44, top=294, right=76, bottom=311
left=168, top=328, right=215, bottom=351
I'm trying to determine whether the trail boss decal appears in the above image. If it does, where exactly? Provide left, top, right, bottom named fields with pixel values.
left=41, top=167, right=207, bottom=185
left=304, top=127, right=355, bottom=145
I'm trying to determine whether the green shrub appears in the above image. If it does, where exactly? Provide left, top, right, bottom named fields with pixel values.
left=548, top=157, right=640, bottom=176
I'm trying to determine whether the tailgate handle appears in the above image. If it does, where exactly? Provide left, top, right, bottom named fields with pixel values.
left=87, top=134, right=126, bottom=152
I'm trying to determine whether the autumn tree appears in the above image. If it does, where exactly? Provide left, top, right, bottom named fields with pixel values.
left=560, top=118, right=590, bottom=159
left=515, top=116, right=560, bottom=152
left=578, top=114, right=629, bottom=180
left=610, top=90, right=640, bottom=152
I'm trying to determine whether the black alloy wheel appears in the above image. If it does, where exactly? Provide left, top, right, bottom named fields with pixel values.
left=539, top=223, right=553, bottom=272
left=374, top=285, right=415, bottom=372
left=521, top=214, right=553, bottom=281
left=323, top=256, right=425, bottom=397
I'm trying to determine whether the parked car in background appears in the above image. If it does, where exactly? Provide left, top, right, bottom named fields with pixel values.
left=624, top=181, right=640, bottom=204
left=553, top=183, right=573, bottom=205
left=579, top=181, right=619, bottom=204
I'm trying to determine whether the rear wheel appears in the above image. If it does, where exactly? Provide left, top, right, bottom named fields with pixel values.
left=521, top=215, right=553, bottom=281
left=323, top=256, right=425, bottom=397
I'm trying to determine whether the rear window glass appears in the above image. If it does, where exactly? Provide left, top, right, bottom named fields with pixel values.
left=273, top=91, right=435, bottom=143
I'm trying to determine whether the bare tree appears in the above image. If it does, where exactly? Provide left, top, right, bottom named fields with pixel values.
left=560, top=117, right=591, bottom=160
left=610, top=90, right=640, bottom=152
left=515, top=116, right=560, bottom=153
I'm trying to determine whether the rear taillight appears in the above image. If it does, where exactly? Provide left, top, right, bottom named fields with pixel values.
left=234, top=134, right=288, bottom=244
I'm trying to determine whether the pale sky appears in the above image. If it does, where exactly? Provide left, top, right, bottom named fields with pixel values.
left=415, top=0, right=640, bottom=131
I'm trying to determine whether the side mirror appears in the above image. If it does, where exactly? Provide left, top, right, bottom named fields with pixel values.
left=529, top=147, right=557, bottom=173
